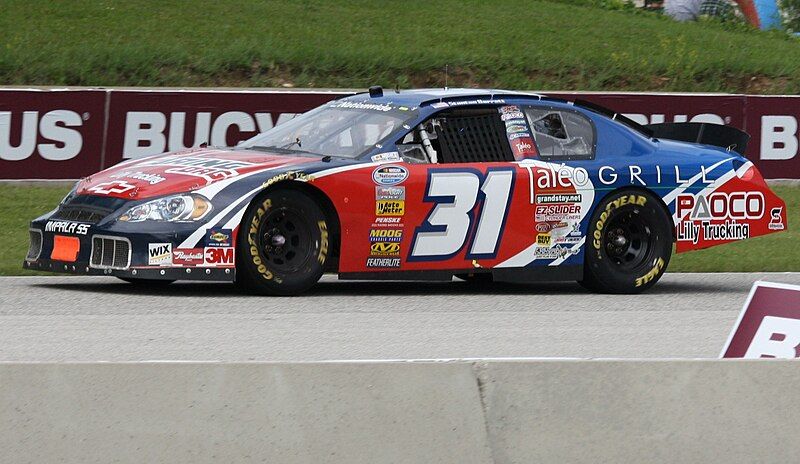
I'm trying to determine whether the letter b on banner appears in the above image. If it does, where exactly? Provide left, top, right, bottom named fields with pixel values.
left=722, top=282, right=800, bottom=358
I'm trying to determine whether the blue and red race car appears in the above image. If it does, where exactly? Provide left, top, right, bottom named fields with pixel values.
left=25, top=88, right=787, bottom=294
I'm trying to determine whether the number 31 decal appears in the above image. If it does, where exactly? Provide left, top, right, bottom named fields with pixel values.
left=409, top=168, right=515, bottom=261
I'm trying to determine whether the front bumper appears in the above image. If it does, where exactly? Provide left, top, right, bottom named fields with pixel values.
left=23, top=258, right=234, bottom=281
left=25, top=213, right=236, bottom=282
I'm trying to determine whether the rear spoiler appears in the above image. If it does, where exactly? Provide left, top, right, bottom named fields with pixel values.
left=645, top=122, right=750, bottom=155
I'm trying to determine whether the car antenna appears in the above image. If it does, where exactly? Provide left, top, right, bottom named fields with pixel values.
left=444, top=64, right=449, bottom=90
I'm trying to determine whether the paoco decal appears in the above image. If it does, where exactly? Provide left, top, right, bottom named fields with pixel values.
left=676, top=192, right=764, bottom=245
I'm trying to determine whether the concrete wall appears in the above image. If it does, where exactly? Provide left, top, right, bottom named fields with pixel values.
left=1, top=360, right=798, bottom=463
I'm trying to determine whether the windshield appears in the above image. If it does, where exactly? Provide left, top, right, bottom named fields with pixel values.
left=239, top=100, right=417, bottom=158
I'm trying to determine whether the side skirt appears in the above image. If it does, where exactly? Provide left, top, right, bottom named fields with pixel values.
left=338, top=265, right=583, bottom=283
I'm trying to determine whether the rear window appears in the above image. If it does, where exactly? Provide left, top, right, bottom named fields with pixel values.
left=523, top=107, right=595, bottom=160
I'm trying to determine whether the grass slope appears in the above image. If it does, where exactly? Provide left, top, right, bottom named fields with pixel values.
left=1, top=184, right=797, bottom=276
left=1, top=0, right=799, bottom=93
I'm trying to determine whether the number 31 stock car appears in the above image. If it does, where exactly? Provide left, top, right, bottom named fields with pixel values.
left=25, top=88, right=787, bottom=295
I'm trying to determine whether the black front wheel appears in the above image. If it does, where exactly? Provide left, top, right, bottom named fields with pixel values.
left=580, top=190, right=672, bottom=294
left=236, top=188, right=330, bottom=296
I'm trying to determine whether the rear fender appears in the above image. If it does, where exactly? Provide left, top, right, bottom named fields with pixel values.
left=673, top=161, right=786, bottom=253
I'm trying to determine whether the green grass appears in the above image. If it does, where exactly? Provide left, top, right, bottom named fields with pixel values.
left=0, top=184, right=70, bottom=275
left=1, top=184, right=797, bottom=275
left=1, top=0, right=800, bottom=93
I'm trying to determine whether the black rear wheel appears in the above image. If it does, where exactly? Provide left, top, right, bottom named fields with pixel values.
left=580, top=190, right=672, bottom=294
left=236, top=188, right=330, bottom=296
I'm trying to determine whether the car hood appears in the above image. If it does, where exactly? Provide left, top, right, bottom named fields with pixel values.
left=74, top=147, right=319, bottom=200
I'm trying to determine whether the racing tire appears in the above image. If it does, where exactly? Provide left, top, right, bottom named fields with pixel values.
left=236, top=188, right=330, bottom=296
left=580, top=190, right=672, bottom=294
left=117, top=278, right=175, bottom=286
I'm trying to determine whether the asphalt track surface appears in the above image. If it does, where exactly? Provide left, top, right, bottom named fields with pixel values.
left=1, top=273, right=799, bottom=362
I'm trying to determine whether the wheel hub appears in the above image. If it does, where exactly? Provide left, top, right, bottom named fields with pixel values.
left=257, top=207, right=313, bottom=273
left=271, top=234, right=286, bottom=247
left=603, top=210, right=653, bottom=269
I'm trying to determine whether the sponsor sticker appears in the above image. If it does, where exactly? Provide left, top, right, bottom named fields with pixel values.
left=372, top=165, right=409, bottom=186
left=769, top=207, right=785, bottom=230
left=370, top=242, right=401, bottom=256
left=534, top=246, right=574, bottom=260
left=371, top=151, right=402, bottom=163
left=45, top=220, right=89, bottom=235
left=376, top=200, right=405, bottom=216
left=206, top=228, right=232, bottom=247
left=366, top=257, right=401, bottom=268
left=375, top=186, right=405, bottom=201
left=372, top=216, right=403, bottom=228
left=535, top=204, right=582, bottom=222
left=172, top=248, right=204, bottom=266
left=148, top=243, right=173, bottom=266
left=110, top=170, right=166, bottom=185
left=86, top=180, right=137, bottom=195
left=204, top=246, right=235, bottom=267
left=536, top=193, right=582, bottom=204
left=369, top=229, right=403, bottom=242
left=536, top=233, right=551, bottom=247
left=139, top=155, right=255, bottom=183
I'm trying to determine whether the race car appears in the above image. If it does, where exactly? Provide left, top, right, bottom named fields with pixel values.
left=24, top=88, right=787, bottom=295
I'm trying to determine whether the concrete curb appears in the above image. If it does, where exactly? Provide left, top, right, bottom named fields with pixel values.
left=1, top=360, right=797, bottom=463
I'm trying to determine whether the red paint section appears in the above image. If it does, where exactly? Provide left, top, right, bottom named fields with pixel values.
left=75, top=148, right=315, bottom=200
left=675, top=165, right=787, bottom=253
left=314, top=161, right=583, bottom=274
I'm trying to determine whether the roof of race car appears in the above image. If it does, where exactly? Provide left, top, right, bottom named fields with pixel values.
left=341, top=88, right=547, bottom=107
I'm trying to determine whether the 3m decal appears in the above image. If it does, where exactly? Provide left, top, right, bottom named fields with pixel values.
left=204, top=247, right=235, bottom=267
left=410, top=168, right=515, bottom=260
